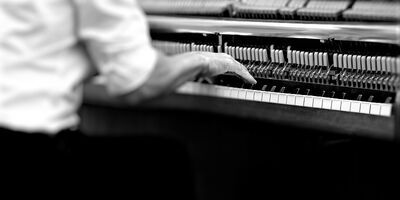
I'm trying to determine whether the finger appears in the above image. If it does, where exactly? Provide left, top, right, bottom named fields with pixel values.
left=228, top=59, right=257, bottom=84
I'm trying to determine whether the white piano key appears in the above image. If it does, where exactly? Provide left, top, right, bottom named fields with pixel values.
left=322, top=99, right=332, bottom=110
left=262, top=92, right=271, bottom=102
left=230, top=89, right=239, bottom=98
left=270, top=93, right=279, bottom=103
left=295, top=96, right=305, bottom=106
left=350, top=102, right=361, bottom=113
left=304, top=97, right=313, bottom=107
left=333, top=53, right=338, bottom=68
left=341, top=100, right=351, bottom=112
left=360, top=103, right=371, bottom=114
left=380, top=104, right=392, bottom=116
left=332, top=100, right=341, bottom=111
left=254, top=92, right=262, bottom=101
left=287, top=95, right=296, bottom=105
left=278, top=94, right=287, bottom=104
left=223, top=87, right=231, bottom=98
left=238, top=90, right=246, bottom=99
left=370, top=104, right=381, bottom=116
left=313, top=98, right=322, bottom=108
left=246, top=91, right=255, bottom=100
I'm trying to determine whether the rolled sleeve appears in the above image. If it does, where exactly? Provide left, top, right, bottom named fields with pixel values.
left=73, top=0, right=157, bottom=95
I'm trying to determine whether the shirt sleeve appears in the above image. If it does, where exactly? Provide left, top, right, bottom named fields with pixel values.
left=72, top=0, right=158, bottom=95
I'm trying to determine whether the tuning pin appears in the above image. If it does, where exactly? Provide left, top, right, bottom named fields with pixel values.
left=295, top=88, right=300, bottom=94
left=342, top=92, right=347, bottom=99
left=279, top=87, right=286, bottom=93
left=368, top=95, right=374, bottom=102
left=270, top=86, right=277, bottom=92
left=262, top=85, right=268, bottom=91
left=357, top=94, right=363, bottom=101
left=331, top=91, right=335, bottom=98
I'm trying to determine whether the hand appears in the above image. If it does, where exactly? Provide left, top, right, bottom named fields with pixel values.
left=122, top=51, right=256, bottom=103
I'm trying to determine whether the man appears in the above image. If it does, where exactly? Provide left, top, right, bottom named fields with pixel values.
left=0, top=0, right=255, bottom=197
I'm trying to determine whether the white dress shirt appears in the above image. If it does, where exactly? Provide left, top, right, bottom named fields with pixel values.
left=0, top=0, right=158, bottom=134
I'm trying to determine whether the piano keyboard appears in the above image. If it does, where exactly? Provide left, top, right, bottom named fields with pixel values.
left=177, top=82, right=393, bottom=117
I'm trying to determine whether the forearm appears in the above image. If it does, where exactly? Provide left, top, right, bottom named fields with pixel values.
left=119, top=51, right=209, bottom=104
left=119, top=51, right=256, bottom=104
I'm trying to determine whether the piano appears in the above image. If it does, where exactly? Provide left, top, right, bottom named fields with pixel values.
left=80, top=1, right=400, bottom=200
left=123, top=0, right=400, bottom=141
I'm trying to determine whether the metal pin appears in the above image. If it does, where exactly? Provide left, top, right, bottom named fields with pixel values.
left=270, top=86, right=276, bottom=92
left=357, top=94, right=363, bottom=101
left=368, top=96, right=374, bottom=102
